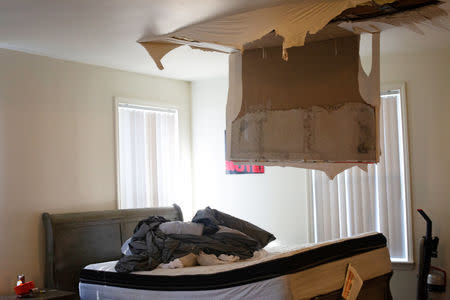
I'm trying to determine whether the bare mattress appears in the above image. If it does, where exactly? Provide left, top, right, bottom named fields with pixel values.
left=79, top=232, right=393, bottom=300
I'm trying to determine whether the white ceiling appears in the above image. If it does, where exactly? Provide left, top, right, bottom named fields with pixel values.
left=1, top=0, right=449, bottom=81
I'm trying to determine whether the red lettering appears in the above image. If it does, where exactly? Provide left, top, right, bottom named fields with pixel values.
left=235, top=165, right=245, bottom=172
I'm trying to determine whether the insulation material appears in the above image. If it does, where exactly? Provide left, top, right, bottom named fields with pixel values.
left=338, top=2, right=449, bottom=34
left=139, top=0, right=393, bottom=69
left=225, top=32, right=381, bottom=178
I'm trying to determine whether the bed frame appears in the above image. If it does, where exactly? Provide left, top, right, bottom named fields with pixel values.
left=42, top=204, right=183, bottom=292
left=43, top=205, right=393, bottom=299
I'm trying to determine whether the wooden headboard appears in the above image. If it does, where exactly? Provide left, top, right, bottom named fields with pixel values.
left=42, top=204, right=183, bottom=292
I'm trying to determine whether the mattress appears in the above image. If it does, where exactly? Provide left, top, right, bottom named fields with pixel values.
left=79, top=232, right=392, bottom=300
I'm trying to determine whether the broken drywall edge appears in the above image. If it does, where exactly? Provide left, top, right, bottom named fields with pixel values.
left=283, top=162, right=370, bottom=180
left=231, top=160, right=369, bottom=179
left=140, top=42, right=182, bottom=70
left=139, top=0, right=394, bottom=69
left=139, top=40, right=235, bottom=70
left=226, top=51, right=243, bottom=162
left=229, top=103, right=377, bottom=162
left=358, top=32, right=380, bottom=108
left=358, top=31, right=381, bottom=159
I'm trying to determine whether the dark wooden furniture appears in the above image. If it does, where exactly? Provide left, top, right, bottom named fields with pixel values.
left=0, top=290, right=77, bottom=300
left=42, top=204, right=183, bottom=293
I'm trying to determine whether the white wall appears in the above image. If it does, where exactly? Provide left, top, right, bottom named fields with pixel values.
left=0, top=49, right=191, bottom=295
left=191, top=78, right=310, bottom=245
left=1, top=44, right=448, bottom=299
left=379, top=49, right=450, bottom=300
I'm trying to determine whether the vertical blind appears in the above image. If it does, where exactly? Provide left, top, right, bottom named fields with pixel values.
left=117, top=104, right=179, bottom=209
left=310, top=92, right=411, bottom=262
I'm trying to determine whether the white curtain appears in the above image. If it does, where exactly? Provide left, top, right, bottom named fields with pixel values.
left=118, top=106, right=179, bottom=209
left=310, top=94, right=409, bottom=261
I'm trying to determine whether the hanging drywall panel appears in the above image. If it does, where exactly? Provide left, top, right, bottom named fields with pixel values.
left=226, top=32, right=381, bottom=176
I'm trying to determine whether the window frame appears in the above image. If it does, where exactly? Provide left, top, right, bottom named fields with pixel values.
left=306, top=83, right=414, bottom=266
left=381, top=83, right=414, bottom=266
left=113, top=96, right=180, bottom=209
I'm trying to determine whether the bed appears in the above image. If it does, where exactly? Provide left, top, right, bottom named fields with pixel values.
left=43, top=205, right=393, bottom=299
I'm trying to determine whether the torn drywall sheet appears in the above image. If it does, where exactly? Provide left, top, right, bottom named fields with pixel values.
left=138, top=0, right=447, bottom=72
left=139, top=0, right=394, bottom=69
left=225, top=32, right=381, bottom=177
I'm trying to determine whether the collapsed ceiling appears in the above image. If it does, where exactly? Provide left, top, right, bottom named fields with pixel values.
left=139, top=0, right=445, bottom=69
left=139, top=0, right=446, bottom=178
left=140, top=0, right=393, bottom=69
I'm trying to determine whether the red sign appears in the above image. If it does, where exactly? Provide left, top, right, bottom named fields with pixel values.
left=225, top=160, right=264, bottom=174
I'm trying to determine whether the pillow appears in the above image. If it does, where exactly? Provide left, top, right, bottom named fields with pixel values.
left=159, top=221, right=204, bottom=236
left=192, top=207, right=276, bottom=248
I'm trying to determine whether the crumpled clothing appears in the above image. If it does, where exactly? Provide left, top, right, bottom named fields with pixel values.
left=197, top=251, right=240, bottom=266
left=115, top=211, right=266, bottom=273
left=159, top=253, right=198, bottom=269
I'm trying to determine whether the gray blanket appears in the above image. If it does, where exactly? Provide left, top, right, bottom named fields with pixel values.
left=115, top=208, right=274, bottom=273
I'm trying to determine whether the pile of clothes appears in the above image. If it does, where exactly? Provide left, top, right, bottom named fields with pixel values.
left=115, top=207, right=275, bottom=273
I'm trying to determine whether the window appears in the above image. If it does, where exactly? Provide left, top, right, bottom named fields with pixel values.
left=308, top=86, right=413, bottom=263
left=116, top=101, right=180, bottom=209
